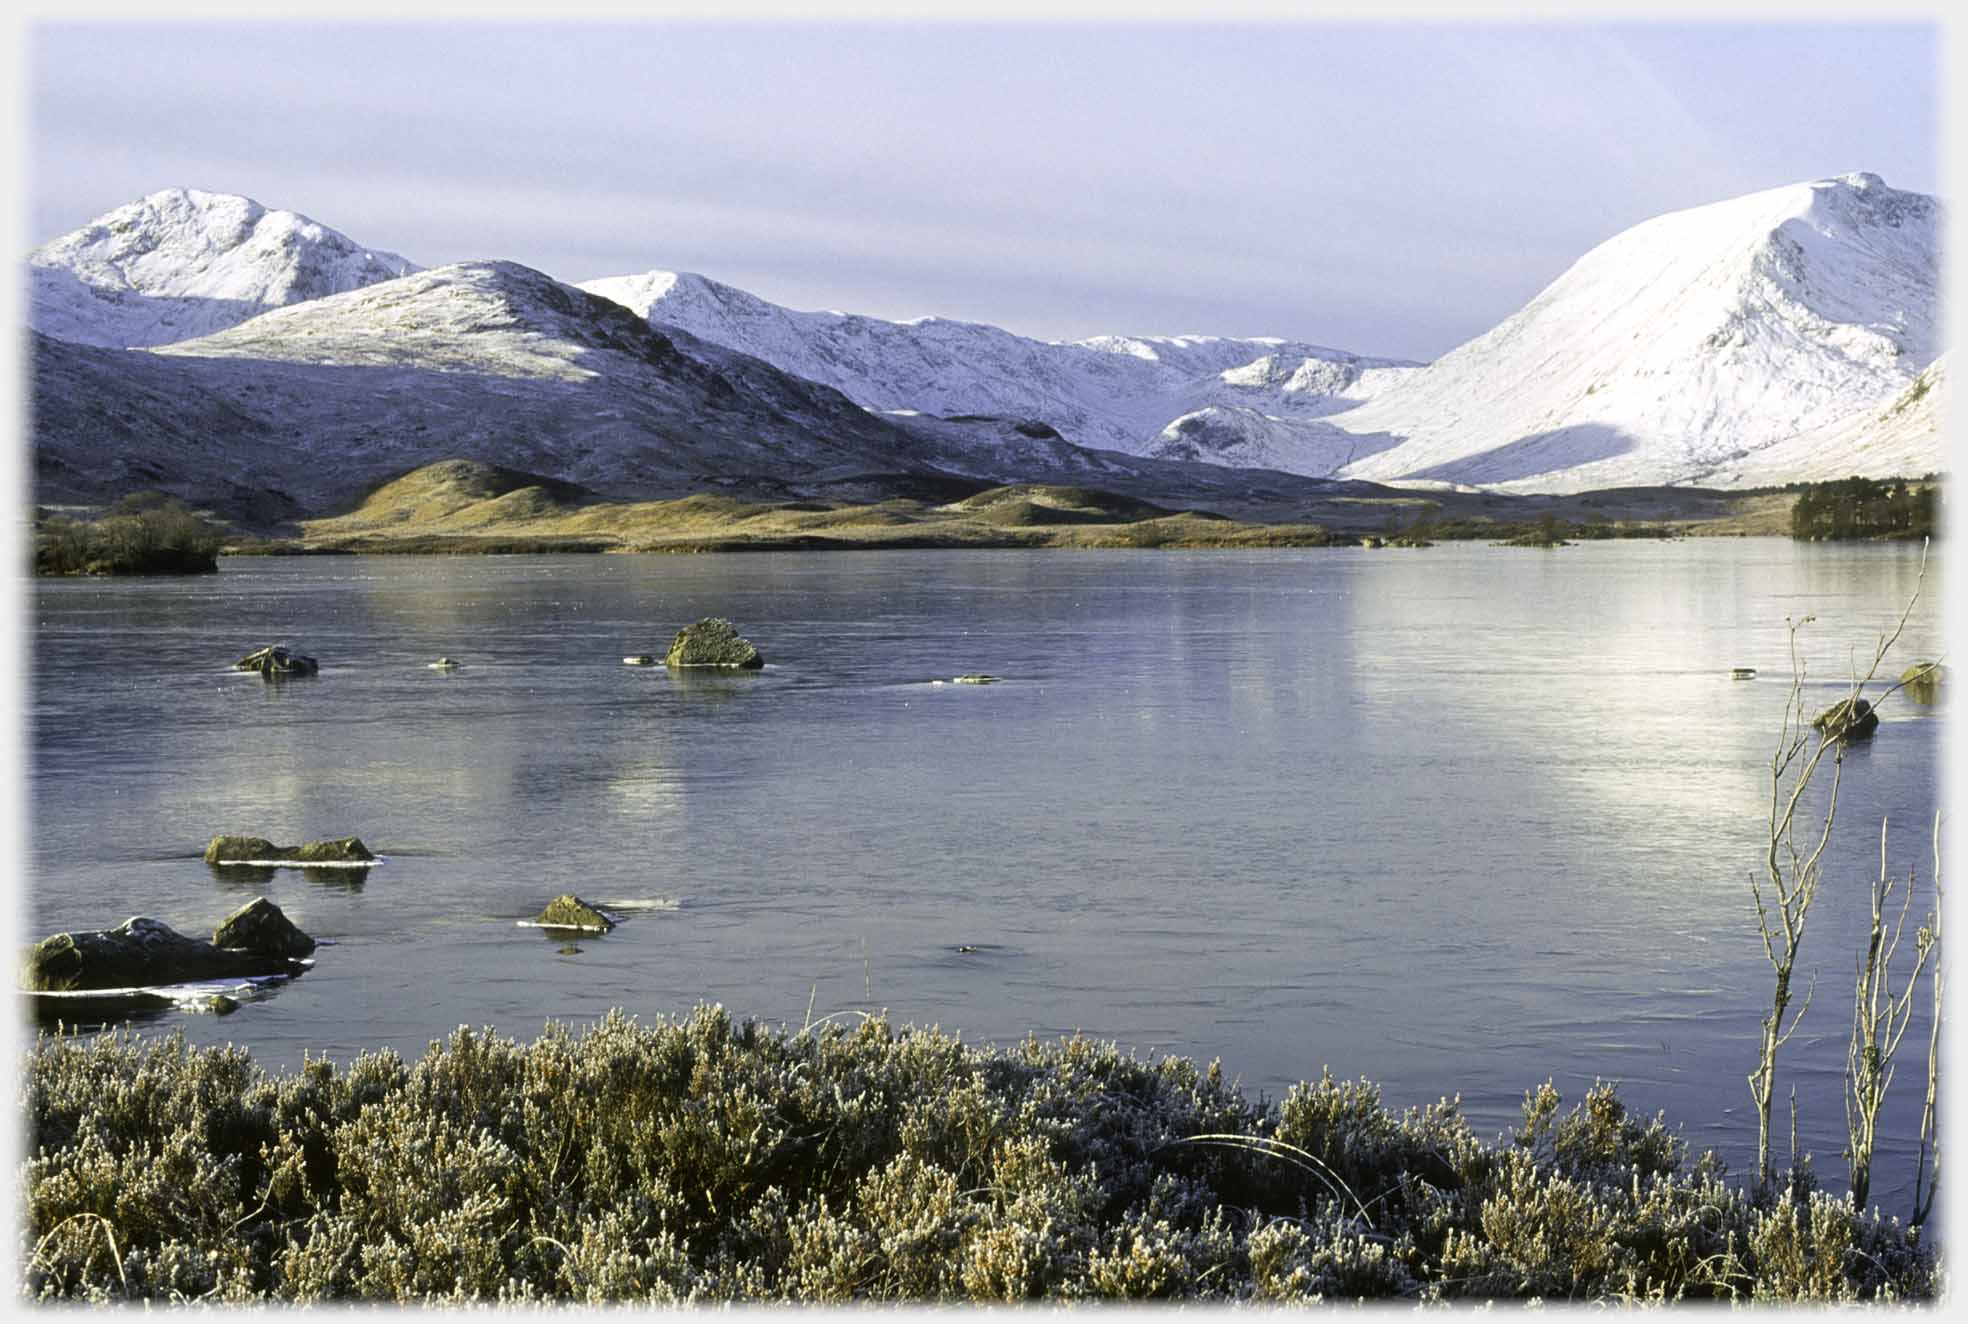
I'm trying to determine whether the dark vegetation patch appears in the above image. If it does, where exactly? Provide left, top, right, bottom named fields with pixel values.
left=33, top=493, right=224, bottom=575
left=1787, top=476, right=1939, bottom=541
left=20, top=1009, right=1933, bottom=1304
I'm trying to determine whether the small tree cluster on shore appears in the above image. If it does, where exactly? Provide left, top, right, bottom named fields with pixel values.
left=1789, top=476, right=1938, bottom=541
left=32, top=493, right=223, bottom=576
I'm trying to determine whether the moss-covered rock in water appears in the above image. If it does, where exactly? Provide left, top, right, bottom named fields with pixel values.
left=204, top=835, right=277, bottom=864
left=665, top=617, right=764, bottom=669
left=531, top=895, right=615, bottom=931
left=20, top=916, right=308, bottom=992
left=1812, top=697, right=1879, bottom=741
left=291, top=837, right=375, bottom=863
left=203, top=835, right=375, bottom=865
left=234, top=646, right=319, bottom=677
left=212, top=897, right=316, bottom=958
left=1901, top=661, right=1944, bottom=706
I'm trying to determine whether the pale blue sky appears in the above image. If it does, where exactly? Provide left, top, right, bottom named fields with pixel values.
left=27, top=20, right=1942, bottom=361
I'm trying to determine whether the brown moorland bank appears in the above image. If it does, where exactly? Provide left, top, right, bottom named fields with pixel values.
left=214, top=459, right=1797, bottom=555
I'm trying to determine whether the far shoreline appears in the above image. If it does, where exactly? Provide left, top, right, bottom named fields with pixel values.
left=36, top=469, right=1941, bottom=570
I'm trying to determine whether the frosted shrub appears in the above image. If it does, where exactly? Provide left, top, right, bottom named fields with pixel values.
left=18, top=1008, right=1939, bottom=1303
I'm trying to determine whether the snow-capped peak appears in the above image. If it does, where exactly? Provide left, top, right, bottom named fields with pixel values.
left=28, top=187, right=421, bottom=348
left=1329, top=171, right=1942, bottom=491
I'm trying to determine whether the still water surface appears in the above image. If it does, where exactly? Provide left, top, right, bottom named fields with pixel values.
left=27, top=541, right=1944, bottom=1201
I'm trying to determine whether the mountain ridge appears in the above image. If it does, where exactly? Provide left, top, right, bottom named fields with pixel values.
left=576, top=267, right=1422, bottom=458
left=25, top=173, right=1947, bottom=510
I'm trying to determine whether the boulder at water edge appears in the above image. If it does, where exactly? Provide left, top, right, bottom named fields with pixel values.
left=22, top=916, right=310, bottom=992
left=212, top=897, right=316, bottom=958
left=203, top=835, right=376, bottom=865
left=531, top=895, right=616, bottom=932
left=1812, top=697, right=1879, bottom=741
left=1901, top=661, right=1944, bottom=706
left=665, top=618, right=764, bottom=669
left=235, top=645, right=319, bottom=677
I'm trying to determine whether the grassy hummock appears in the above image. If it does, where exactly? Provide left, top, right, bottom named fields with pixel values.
left=19, top=1007, right=1937, bottom=1304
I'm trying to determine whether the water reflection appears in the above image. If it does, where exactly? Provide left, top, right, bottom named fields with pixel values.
left=666, top=668, right=764, bottom=702
left=208, top=862, right=278, bottom=886
left=27, top=544, right=1945, bottom=1204
left=305, top=866, right=370, bottom=891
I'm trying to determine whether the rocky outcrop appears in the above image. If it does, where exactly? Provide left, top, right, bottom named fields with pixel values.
left=529, top=895, right=616, bottom=932
left=203, top=834, right=375, bottom=865
left=22, top=915, right=310, bottom=993
left=212, top=897, right=316, bottom=957
left=664, top=618, right=764, bottom=669
left=235, top=645, right=318, bottom=677
left=1813, top=697, right=1880, bottom=741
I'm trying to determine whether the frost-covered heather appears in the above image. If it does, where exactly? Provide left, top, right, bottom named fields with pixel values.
left=19, top=1007, right=1937, bottom=1303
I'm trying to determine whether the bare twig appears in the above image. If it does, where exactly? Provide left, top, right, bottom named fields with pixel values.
left=1844, top=817, right=1936, bottom=1208
left=1747, top=541, right=1928, bottom=1187
left=1911, top=811, right=1944, bottom=1237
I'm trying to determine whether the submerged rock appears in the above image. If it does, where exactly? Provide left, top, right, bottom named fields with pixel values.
left=212, top=897, right=316, bottom=958
left=1812, top=697, right=1879, bottom=741
left=25, top=988, right=179, bottom=1027
left=235, top=645, right=318, bottom=677
left=203, top=835, right=376, bottom=865
left=21, top=916, right=310, bottom=993
left=1901, top=661, right=1944, bottom=705
left=530, top=895, right=616, bottom=932
left=664, top=618, right=764, bottom=669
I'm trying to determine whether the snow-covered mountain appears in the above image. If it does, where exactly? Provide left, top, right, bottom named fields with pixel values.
left=33, top=257, right=1360, bottom=519
left=577, top=269, right=1420, bottom=456
left=26, top=175, right=1947, bottom=512
left=29, top=188, right=419, bottom=348
left=34, top=261, right=937, bottom=510
left=1327, top=172, right=1943, bottom=491
left=1701, top=352, right=1948, bottom=489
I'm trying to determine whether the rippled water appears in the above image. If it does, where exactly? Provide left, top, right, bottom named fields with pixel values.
left=26, top=540, right=1944, bottom=1201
